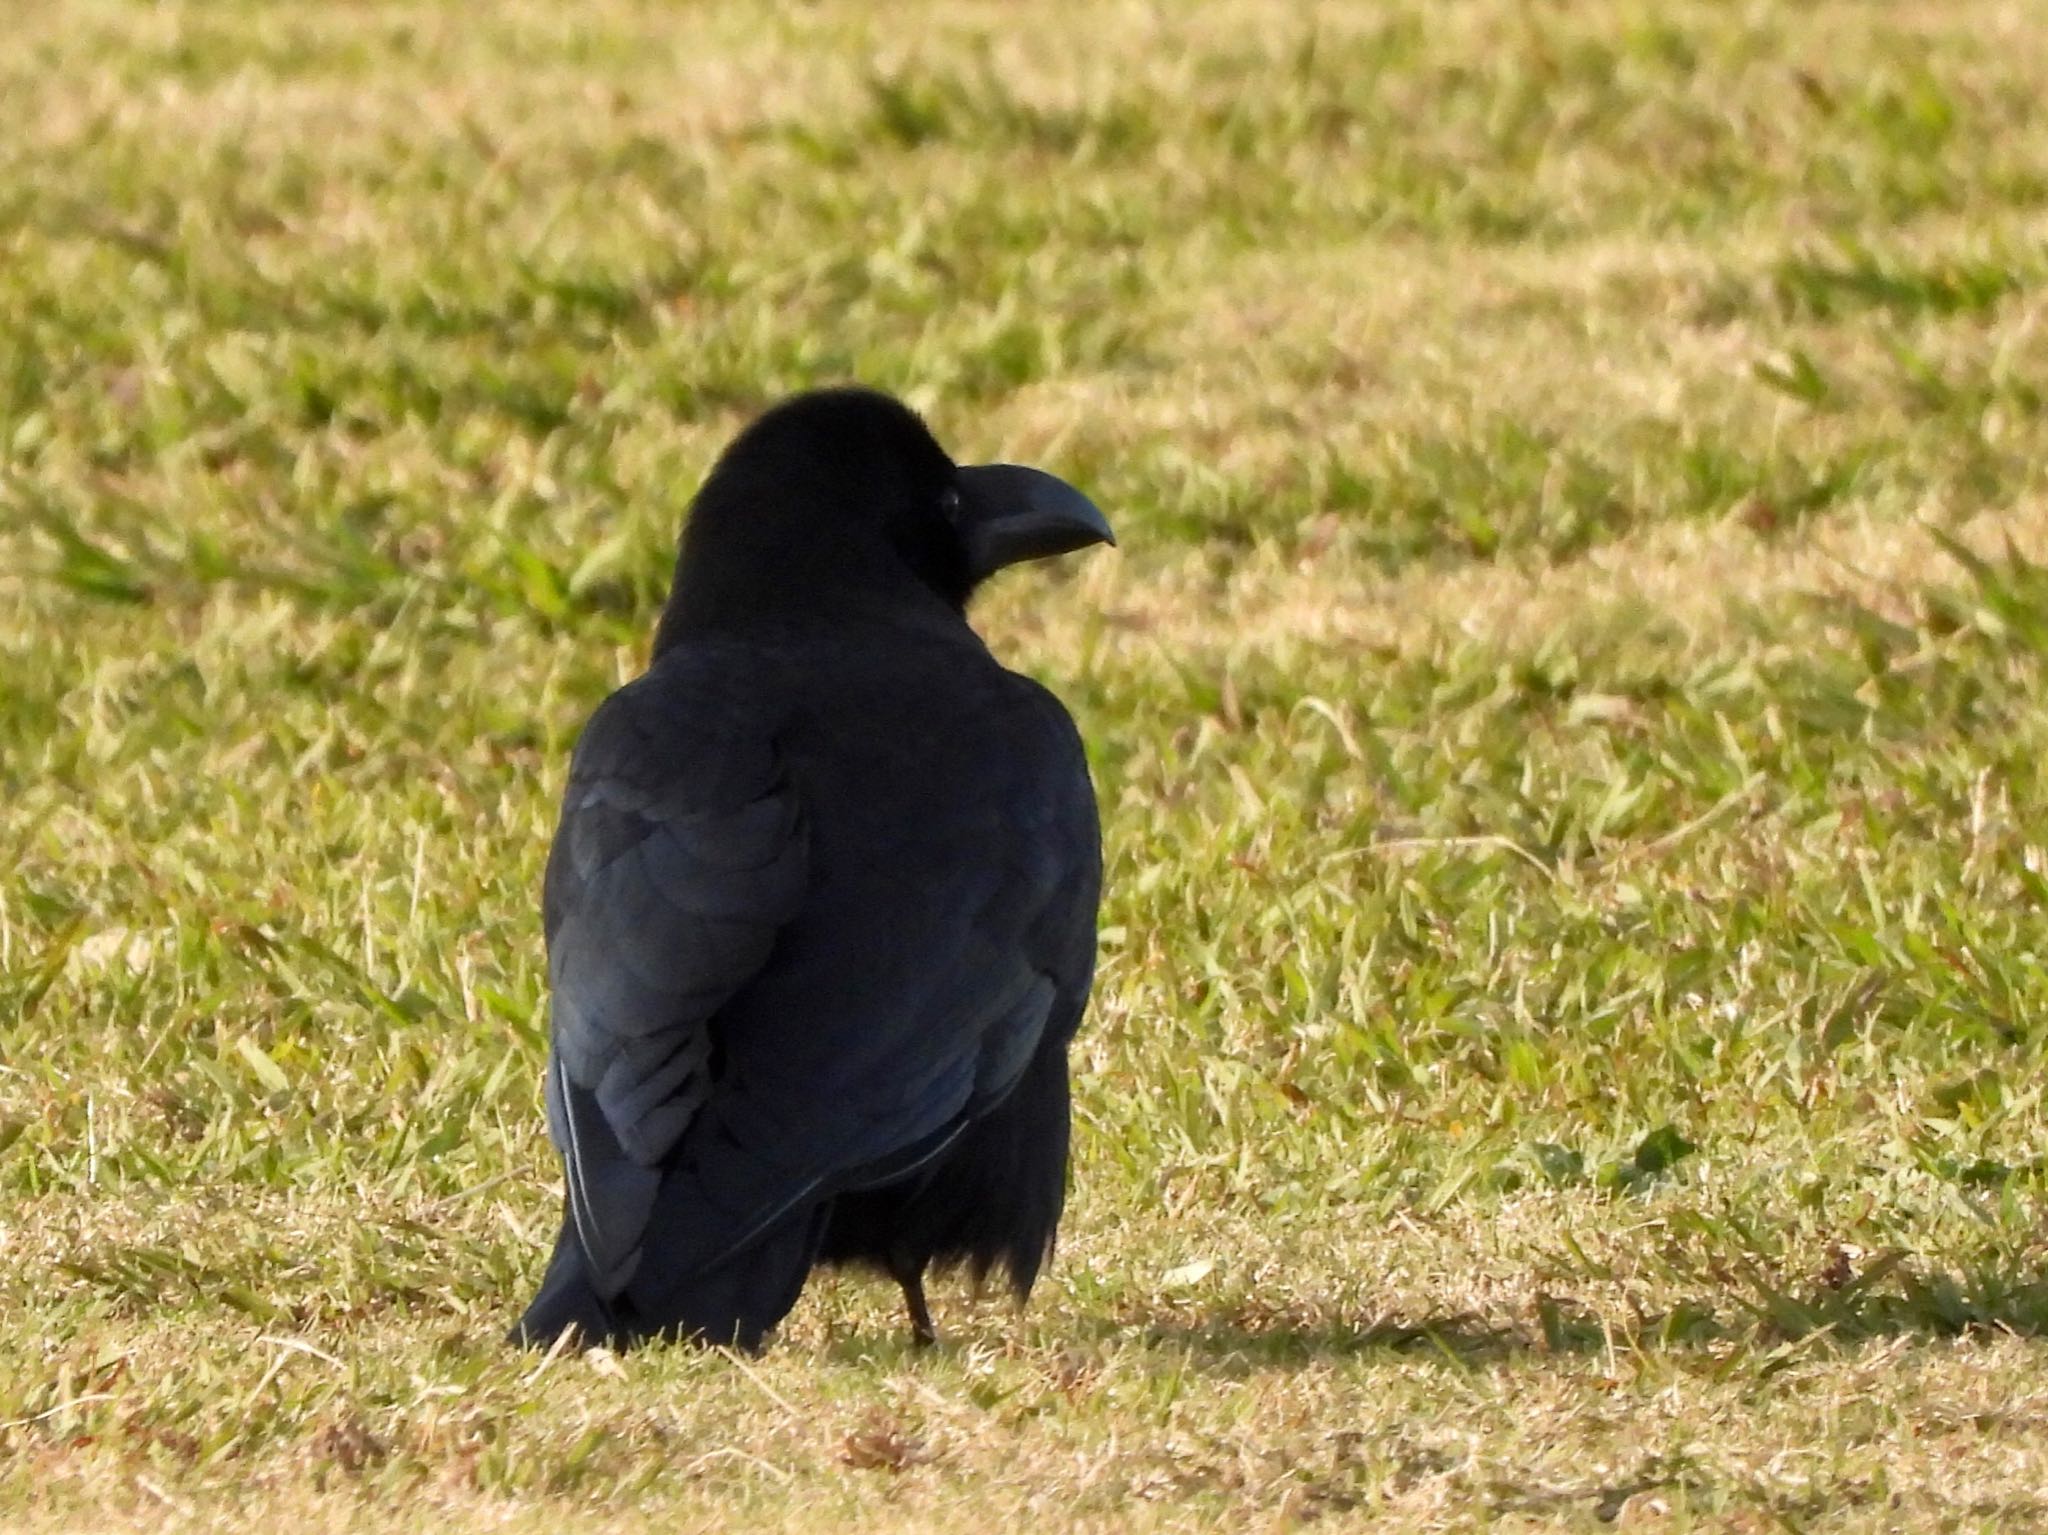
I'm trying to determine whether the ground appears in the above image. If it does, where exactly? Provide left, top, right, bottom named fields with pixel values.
left=5, top=0, right=2048, bottom=1529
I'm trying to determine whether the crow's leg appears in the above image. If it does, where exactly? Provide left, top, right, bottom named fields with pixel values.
left=887, top=1253, right=938, bottom=1348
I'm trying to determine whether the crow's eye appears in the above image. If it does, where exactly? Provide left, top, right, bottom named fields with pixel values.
left=938, top=486, right=964, bottom=524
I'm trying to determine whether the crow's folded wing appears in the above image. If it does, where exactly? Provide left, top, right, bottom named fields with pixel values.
left=540, top=662, right=807, bottom=1295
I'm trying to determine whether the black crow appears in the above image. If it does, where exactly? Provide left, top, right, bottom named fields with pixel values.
left=512, top=387, right=1112, bottom=1351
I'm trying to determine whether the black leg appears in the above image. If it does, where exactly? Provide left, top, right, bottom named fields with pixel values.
left=888, top=1254, right=937, bottom=1347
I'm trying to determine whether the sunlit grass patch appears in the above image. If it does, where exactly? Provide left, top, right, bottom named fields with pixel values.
left=6, top=0, right=2048, bottom=1529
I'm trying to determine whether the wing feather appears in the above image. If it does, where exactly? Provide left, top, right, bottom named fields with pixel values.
left=540, top=659, right=806, bottom=1295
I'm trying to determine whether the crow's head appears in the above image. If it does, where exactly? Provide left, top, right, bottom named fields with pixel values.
left=658, top=388, right=1112, bottom=642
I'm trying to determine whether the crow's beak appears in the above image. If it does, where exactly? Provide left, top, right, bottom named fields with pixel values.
left=955, top=464, right=1115, bottom=581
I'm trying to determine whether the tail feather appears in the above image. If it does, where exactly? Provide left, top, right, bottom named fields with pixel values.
left=819, top=1040, right=1072, bottom=1299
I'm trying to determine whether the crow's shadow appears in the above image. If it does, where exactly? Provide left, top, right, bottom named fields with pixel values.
left=1064, top=1256, right=2048, bottom=1371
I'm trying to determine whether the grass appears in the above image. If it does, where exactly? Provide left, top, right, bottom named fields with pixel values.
left=5, top=0, right=2048, bottom=1527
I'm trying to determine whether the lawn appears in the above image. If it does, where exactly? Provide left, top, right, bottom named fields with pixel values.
left=5, top=0, right=2048, bottom=1528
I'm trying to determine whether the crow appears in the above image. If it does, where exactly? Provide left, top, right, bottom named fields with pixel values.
left=512, top=387, right=1112, bottom=1352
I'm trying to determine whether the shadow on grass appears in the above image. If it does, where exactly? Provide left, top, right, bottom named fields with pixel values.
left=1081, top=1310, right=1523, bottom=1371
left=1073, top=1254, right=2048, bottom=1372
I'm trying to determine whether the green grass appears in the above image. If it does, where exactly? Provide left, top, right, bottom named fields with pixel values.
left=6, top=0, right=2048, bottom=1528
